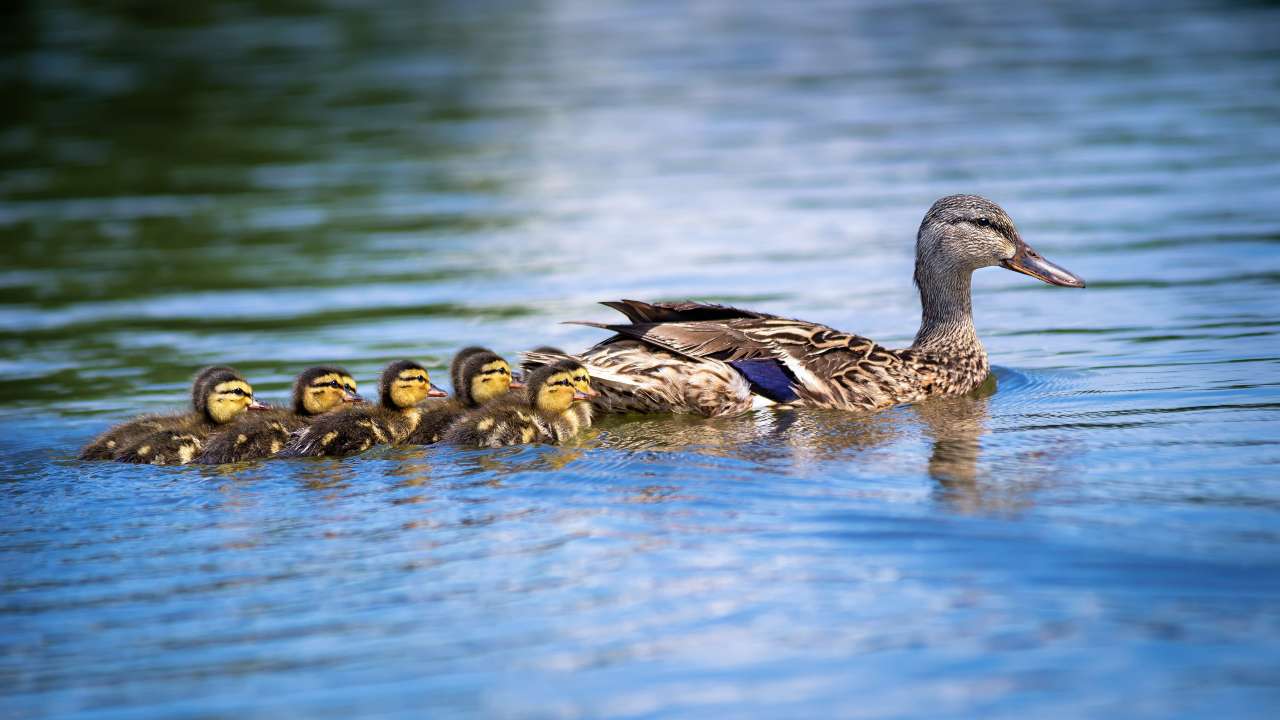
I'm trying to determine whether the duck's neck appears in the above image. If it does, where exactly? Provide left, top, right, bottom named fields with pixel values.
left=911, top=267, right=984, bottom=359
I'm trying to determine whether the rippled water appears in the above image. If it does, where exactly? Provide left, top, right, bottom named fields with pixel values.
left=4, top=0, right=1280, bottom=716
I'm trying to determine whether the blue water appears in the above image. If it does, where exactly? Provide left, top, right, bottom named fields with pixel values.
left=3, top=0, right=1280, bottom=717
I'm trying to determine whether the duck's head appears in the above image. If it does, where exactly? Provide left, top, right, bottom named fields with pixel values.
left=527, top=359, right=597, bottom=415
left=379, top=359, right=447, bottom=409
left=453, top=349, right=518, bottom=407
left=193, top=366, right=266, bottom=424
left=293, top=366, right=363, bottom=416
left=915, top=195, right=1084, bottom=288
left=565, top=361, right=595, bottom=401
left=448, top=346, right=493, bottom=394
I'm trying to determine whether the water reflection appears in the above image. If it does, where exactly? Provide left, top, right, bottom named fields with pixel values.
left=913, top=375, right=1001, bottom=512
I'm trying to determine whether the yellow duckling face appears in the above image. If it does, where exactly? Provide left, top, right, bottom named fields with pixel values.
left=532, top=361, right=597, bottom=415
left=469, top=359, right=514, bottom=405
left=381, top=360, right=448, bottom=409
left=206, top=379, right=263, bottom=424
left=297, top=367, right=364, bottom=416
left=534, top=370, right=577, bottom=414
left=567, top=366, right=596, bottom=401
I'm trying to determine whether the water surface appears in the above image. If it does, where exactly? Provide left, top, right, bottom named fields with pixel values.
left=3, top=0, right=1280, bottom=717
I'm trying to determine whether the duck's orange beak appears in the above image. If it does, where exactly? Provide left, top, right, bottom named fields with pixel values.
left=508, top=380, right=525, bottom=389
left=427, top=383, right=449, bottom=398
left=1001, top=238, right=1085, bottom=288
left=248, top=400, right=270, bottom=412
left=573, top=387, right=599, bottom=401
left=342, top=390, right=366, bottom=404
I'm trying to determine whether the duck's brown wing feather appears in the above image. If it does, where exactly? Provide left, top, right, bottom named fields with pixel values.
left=600, top=299, right=777, bottom=324
left=579, top=316, right=924, bottom=410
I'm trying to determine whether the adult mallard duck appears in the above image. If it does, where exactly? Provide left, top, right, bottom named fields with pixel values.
left=194, top=366, right=364, bottom=464
left=534, top=195, right=1084, bottom=417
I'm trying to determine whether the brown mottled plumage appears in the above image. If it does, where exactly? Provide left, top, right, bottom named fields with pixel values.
left=442, top=360, right=596, bottom=448
left=194, top=366, right=362, bottom=464
left=540, top=195, right=1084, bottom=417
left=279, top=360, right=445, bottom=458
left=111, top=368, right=265, bottom=465
left=405, top=349, right=516, bottom=445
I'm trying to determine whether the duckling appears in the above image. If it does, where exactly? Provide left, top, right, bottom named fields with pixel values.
left=79, top=366, right=252, bottom=461
left=194, top=366, right=363, bottom=464
left=405, top=348, right=519, bottom=445
left=442, top=359, right=597, bottom=448
left=280, top=360, right=446, bottom=458
left=521, top=347, right=593, bottom=430
left=564, top=357, right=596, bottom=431
left=113, top=368, right=266, bottom=465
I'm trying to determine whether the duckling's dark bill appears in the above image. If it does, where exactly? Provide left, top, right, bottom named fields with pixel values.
left=1001, top=242, right=1086, bottom=288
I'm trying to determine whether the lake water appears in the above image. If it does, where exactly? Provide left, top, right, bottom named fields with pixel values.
left=3, top=0, right=1280, bottom=717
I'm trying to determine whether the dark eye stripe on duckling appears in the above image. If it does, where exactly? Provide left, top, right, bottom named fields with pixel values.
left=213, top=381, right=253, bottom=398
left=397, top=374, right=429, bottom=383
left=547, top=378, right=573, bottom=388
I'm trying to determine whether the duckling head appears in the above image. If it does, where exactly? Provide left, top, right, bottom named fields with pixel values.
left=449, top=346, right=493, bottom=395
left=565, top=362, right=596, bottom=402
left=455, top=350, right=516, bottom=406
left=380, top=359, right=447, bottom=409
left=527, top=359, right=596, bottom=415
left=195, top=367, right=265, bottom=424
left=915, top=195, right=1084, bottom=289
left=293, top=366, right=363, bottom=416
left=192, top=366, right=238, bottom=410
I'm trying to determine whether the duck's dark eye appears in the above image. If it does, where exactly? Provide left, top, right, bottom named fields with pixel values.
left=975, top=217, right=991, bottom=228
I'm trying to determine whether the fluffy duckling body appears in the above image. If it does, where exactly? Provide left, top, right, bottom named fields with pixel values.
left=195, top=367, right=362, bottom=464
left=280, top=360, right=445, bottom=458
left=112, top=368, right=265, bottom=465
left=442, top=360, right=597, bottom=448
left=406, top=348, right=517, bottom=445
left=79, top=366, right=236, bottom=460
